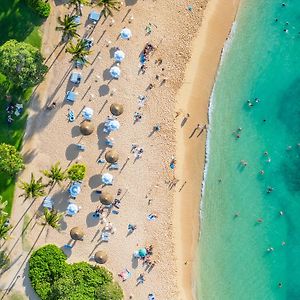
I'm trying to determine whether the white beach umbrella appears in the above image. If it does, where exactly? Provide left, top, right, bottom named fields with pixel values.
left=102, top=173, right=113, bottom=185
left=114, top=50, right=125, bottom=62
left=106, top=119, right=120, bottom=132
left=110, top=66, right=121, bottom=79
left=66, top=203, right=79, bottom=216
left=82, top=107, right=94, bottom=120
left=120, top=28, right=132, bottom=40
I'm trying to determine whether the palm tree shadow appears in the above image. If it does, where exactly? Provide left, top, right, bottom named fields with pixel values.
left=125, top=0, right=138, bottom=6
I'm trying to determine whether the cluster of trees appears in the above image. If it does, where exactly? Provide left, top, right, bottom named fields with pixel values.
left=59, top=0, right=121, bottom=65
left=24, top=0, right=51, bottom=18
left=0, top=40, right=48, bottom=90
left=29, top=244, right=123, bottom=300
left=19, top=162, right=87, bottom=200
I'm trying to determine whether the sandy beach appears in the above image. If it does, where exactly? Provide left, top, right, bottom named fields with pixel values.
left=0, top=0, right=239, bottom=299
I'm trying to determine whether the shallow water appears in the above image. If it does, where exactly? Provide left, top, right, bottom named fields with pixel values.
left=197, top=0, right=300, bottom=299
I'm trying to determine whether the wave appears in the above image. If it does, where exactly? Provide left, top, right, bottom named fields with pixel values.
left=200, top=21, right=238, bottom=225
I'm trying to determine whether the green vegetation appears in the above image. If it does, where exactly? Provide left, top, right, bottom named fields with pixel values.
left=67, top=163, right=86, bottom=182
left=0, top=250, right=10, bottom=271
left=68, top=0, right=90, bottom=16
left=41, top=208, right=64, bottom=230
left=0, top=196, right=12, bottom=241
left=96, top=0, right=121, bottom=17
left=42, top=162, right=66, bottom=187
left=0, top=143, right=24, bottom=176
left=56, top=15, right=80, bottom=42
left=66, top=39, right=92, bottom=65
left=19, top=173, right=46, bottom=200
left=29, top=244, right=123, bottom=300
left=24, top=0, right=51, bottom=18
left=0, top=40, right=48, bottom=89
left=0, top=0, right=45, bottom=216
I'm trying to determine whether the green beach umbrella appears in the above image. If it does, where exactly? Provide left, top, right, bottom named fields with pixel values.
left=139, top=248, right=147, bottom=257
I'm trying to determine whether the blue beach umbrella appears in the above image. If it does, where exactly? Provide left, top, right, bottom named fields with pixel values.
left=120, top=28, right=132, bottom=40
left=66, top=203, right=79, bottom=216
left=114, top=50, right=125, bottom=62
left=101, top=173, right=113, bottom=185
left=110, top=66, right=121, bottom=79
left=138, top=248, right=147, bottom=257
left=69, top=182, right=81, bottom=197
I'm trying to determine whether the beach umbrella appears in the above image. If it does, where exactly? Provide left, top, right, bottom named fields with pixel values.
left=101, top=173, right=113, bottom=185
left=69, top=182, right=81, bottom=197
left=82, top=107, right=94, bottom=120
left=110, top=66, right=121, bottom=79
left=114, top=50, right=125, bottom=62
left=110, top=103, right=124, bottom=116
left=80, top=120, right=95, bottom=135
left=99, top=191, right=114, bottom=205
left=94, top=250, right=108, bottom=264
left=105, top=150, right=119, bottom=163
left=120, top=28, right=132, bottom=40
left=105, top=119, right=120, bottom=132
left=138, top=248, right=147, bottom=258
left=66, top=203, right=79, bottom=216
left=70, top=227, right=84, bottom=240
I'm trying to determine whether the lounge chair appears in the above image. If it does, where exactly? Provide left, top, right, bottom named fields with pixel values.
left=101, top=232, right=110, bottom=242
left=66, top=91, right=77, bottom=102
left=76, top=144, right=86, bottom=151
left=43, top=196, right=53, bottom=210
left=109, top=163, right=119, bottom=170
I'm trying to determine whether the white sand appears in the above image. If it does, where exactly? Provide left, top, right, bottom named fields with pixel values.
left=0, top=0, right=239, bottom=299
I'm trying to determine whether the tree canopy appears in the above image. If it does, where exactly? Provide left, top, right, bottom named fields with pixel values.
left=29, top=244, right=123, bottom=300
left=0, top=40, right=48, bottom=89
left=0, top=143, right=24, bottom=176
left=67, top=163, right=86, bottom=182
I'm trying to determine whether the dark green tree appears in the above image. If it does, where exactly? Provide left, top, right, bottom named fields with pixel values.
left=0, top=143, right=24, bottom=176
left=0, top=40, right=48, bottom=89
left=68, top=0, right=89, bottom=16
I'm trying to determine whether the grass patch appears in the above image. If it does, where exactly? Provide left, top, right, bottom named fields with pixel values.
left=21, top=214, right=32, bottom=251
left=0, top=0, right=44, bottom=215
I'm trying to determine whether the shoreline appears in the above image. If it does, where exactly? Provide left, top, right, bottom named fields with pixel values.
left=174, top=0, right=240, bottom=299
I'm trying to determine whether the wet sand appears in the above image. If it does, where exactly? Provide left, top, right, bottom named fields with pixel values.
left=174, top=0, right=240, bottom=299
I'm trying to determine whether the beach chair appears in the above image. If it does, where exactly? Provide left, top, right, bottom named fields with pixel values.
left=109, top=163, right=119, bottom=170
left=66, top=91, right=77, bottom=102
left=76, top=144, right=86, bottom=151
left=43, top=196, right=53, bottom=210
left=105, top=137, right=114, bottom=147
left=101, top=232, right=110, bottom=242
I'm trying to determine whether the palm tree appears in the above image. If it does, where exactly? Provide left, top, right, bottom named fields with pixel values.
left=56, top=15, right=80, bottom=42
left=19, top=173, right=46, bottom=200
left=42, top=162, right=66, bottom=187
left=65, top=39, right=92, bottom=65
left=0, top=215, right=12, bottom=240
left=68, top=0, right=89, bottom=16
left=96, top=0, right=121, bottom=17
left=41, top=208, right=64, bottom=231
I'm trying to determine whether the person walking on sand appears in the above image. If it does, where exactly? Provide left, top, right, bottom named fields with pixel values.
left=189, top=124, right=201, bottom=138
left=197, top=124, right=207, bottom=137
left=181, top=113, right=190, bottom=127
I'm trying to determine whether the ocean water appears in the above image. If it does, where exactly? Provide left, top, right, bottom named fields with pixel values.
left=197, top=0, right=300, bottom=299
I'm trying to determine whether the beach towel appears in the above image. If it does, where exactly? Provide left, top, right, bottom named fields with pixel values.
left=118, top=269, right=131, bottom=281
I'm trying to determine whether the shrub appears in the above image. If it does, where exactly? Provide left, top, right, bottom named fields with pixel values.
left=24, top=0, right=51, bottom=18
left=29, top=244, right=123, bottom=300
left=0, top=143, right=24, bottom=176
left=67, top=163, right=86, bottom=182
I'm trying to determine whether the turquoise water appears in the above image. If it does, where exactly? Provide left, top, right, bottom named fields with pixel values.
left=197, top=1, right=300, bottom=299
